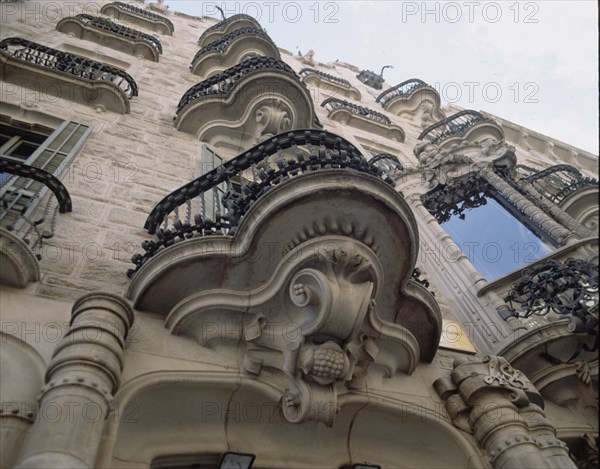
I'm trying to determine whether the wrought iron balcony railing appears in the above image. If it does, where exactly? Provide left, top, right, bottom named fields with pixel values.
left=522, top=164, right=598, bottom=205
left=299, top=68, right=352, bottom=88
left=321, top=98, right=391, bottom=125
left=0, top=157, right=72, bottom=258
left=506, top=258, right=598, bottom=339
left=75, top=14, right=162, bottom=54
left=190, top=26, right=275, bottom=67
left=176, top=56, right=298, bottom=116
left=376, top=79, right=429, bottom=107
left=0, top=37, right=139, bottom=99
left=368, top=153, right=404, bottom=178
left=102, top=2, right=174, bottom=34
left=418, top=110, right=492, bottom=145
left=129, top=129, right=395, bottom=277
left=203, top=13, right=260, bottom=35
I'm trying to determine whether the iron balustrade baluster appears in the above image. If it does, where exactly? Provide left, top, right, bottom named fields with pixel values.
left=74, top=14, right=162, bottom=54
left=521, top=164, right=598, bottom=205
left=200, top=14, right=261, bottom=38
left=505, top=258, right=598, bottom=340
left=0, top=157, right=72, bottom=259
left=0, top=37, right=138, bottom=99
left=376, top=79, right=429, bottom=107
left=368, top=154, right=404, bottom=179
left=418, top=110, right=492, bottom=145
left=104, top=2, right=174, bottom=33
left=128, top=129, right=395, bottom=277
left=299, top=68, right=352, bottom=88
left=321, top=98, right=392, bottom=125
left=176, top=56, right=299, bottom=116
left=191, top=27, right=275, bottom=67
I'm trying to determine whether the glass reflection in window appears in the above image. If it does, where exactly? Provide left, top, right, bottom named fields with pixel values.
left=440, top=194, right=552, bottom=280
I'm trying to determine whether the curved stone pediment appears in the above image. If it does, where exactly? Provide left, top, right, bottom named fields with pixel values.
left=198, top=14, right=262, bottom=47
left=191, top=27, right=280, bottom=78
left=175, top=59, right=319, bottom=151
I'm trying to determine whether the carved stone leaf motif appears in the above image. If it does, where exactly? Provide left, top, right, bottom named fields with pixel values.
left=574, top=361, right=592, bottom=384
left=483, top=356, right=527, bottom=389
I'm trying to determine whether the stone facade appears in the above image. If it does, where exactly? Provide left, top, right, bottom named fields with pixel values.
left=0, top=2, right=597, bottom=468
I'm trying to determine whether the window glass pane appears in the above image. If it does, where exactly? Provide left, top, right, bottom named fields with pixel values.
left=440, top=194, right=552, bottom=280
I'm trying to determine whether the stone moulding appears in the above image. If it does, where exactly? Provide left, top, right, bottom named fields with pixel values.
left=0, top=227, right=40, bottom=288
left=56, top=15, right=161, bottom=62
left=96, top=371, right=487, bottom=468
left=190, top=27, right=280, bottom=78
left=299, top=68, right=361, bottom=101
left=100, top=2, right=174, bottom=36
left=198, top=14, right=261, bottom=47
left=128, top=170, right=442, bottom=425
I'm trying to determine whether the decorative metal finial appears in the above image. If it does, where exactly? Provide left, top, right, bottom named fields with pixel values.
left=380, top=65, right=393, bottom=78
left=215, top=5, right=226, bottom=20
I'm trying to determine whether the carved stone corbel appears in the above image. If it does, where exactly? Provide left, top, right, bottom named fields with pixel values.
left=166, top=237, right=438, bottom=426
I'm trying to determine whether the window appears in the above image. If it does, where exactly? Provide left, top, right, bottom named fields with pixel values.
left=421, top=174, right=554, bottom=281
left=440, top=194, right=552, bottom=280
left=0, top=120, right=91, bottom=233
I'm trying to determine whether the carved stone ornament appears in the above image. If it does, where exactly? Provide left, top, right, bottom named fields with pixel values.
left=435, top=355, right=577, bottom=469
left=413, top=137, right=516, bottom=187
left=129, top=170, right=441, bottom=426
left=165, top=238, right=434, bottom=426
left=255, top=100, right=292, bottom=142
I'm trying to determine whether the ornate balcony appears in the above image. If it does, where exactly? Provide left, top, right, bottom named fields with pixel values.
left=190, top=26, right=280, bottom=78
left=100, top=2, right=174, bottom=36
left=523, top=164, right=598, bottom=205
left=299, top=68, right=361, bottom=101
left=418, top=110, right=503, bottom=148
left=494, top=257, right=598, bottom=410
left=321, top=98, right=405, bottom=142
left=128, top=130, right=442, bottom=410
left=129, top=129, right=396, bottom=276
left=509, top=164, right=598, bottom=232
left=198, top=14, right=261, bottom=47
left=368, top=153, right=405, bottom=179
left=0, top=157, right=72, bottom=287
left=56, top=14, right=162, bottom=62
left=0, top=37, right=138, bottom=114
left=376, top=79, right=445, bottom=128
left=175, top=57, right=320, bottom=154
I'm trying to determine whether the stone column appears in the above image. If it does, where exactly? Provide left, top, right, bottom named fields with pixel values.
left=435, top=355, right=576, bottom=469
left=480, top=168, right=579, bottom=246
left=15, top=293, right=134, bottom=469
